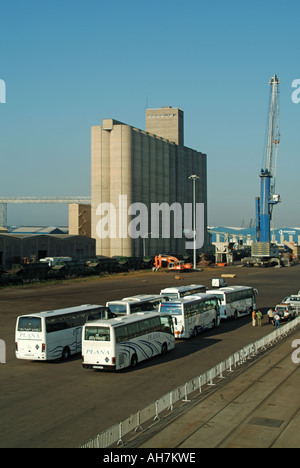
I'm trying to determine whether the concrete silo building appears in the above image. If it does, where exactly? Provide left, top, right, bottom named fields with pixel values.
left=91, top=107, right=208, bottom=257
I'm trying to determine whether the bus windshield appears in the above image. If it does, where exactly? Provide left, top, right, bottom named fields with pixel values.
left=160, top=303, right=182, bottom=315
left=18, top=317, right=42, bottom=332
left=85, top=326, right=111, bottom=342
left=163, top=293, right=179, bottom=300
left=108, top=304, right=127, bottom=315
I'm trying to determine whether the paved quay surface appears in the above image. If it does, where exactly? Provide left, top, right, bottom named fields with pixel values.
left=128, top=331, right=300, bottom=449
left=2, top=266, right=300, bottom=447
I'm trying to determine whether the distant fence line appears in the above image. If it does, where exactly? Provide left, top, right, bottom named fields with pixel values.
left=78, top=317, right=300, bottom=448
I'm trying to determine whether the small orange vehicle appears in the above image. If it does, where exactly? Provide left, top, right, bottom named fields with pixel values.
left=153, top=254, right=193, bottom=272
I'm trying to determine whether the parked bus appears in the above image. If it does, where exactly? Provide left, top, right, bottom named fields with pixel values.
left=159, top=294, right=220, bottom=339
left=15, top=304, right=114, bottom=361
left=205, top=286, right=258, bottom=320
left=106, top=295, right=164, bottom=316
left=159, top=284, right=207, bottom=300
left=82, top=312, right=175, bottom=371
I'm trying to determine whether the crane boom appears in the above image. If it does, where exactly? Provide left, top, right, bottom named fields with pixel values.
left=264, top=74, right=280, bottom=195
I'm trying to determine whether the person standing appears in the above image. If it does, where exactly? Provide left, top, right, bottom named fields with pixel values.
left=252, top=310, right=257, bottom=327
left=274, top=313, right=280, bottom=329
left=267, top=308, right=274, bottom=325
left=284, top=309, right=290, bottom=321
left=256, top=310, right=262, bottom=327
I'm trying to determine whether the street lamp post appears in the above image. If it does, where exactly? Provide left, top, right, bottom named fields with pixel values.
left=188, top=175, right=200, bottom=270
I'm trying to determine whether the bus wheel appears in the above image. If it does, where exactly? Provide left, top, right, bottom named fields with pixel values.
left=61, top=347, right=70, bottom=360
left=161, top=343, right=167, bottom=356
left=131, top=354, right=138, bottom=368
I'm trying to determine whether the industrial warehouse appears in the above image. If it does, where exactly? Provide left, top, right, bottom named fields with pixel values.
left=0, top=232, right=95, bottom=270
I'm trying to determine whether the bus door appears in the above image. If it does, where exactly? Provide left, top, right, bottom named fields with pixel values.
left=200, top=304, right=209, bottom=330
left=203, top=300, right=216, bottom=328
left=194, top=303, right=204, bottom=332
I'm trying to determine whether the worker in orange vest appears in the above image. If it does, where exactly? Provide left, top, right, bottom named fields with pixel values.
left=252, top=310, right=257, bottom=327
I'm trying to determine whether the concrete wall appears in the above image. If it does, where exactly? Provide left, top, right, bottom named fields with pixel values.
left=91, top=123, right=133, bottom=257
left=146, top=107, right=184, bottom=146
left=69, top=204, right=91, bottom=237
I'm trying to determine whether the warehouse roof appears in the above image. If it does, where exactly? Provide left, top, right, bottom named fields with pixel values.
left=8, top=226, right=68, bottom=235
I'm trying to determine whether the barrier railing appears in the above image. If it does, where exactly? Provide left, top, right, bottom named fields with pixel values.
left=78, top=317, right=300, bottom=448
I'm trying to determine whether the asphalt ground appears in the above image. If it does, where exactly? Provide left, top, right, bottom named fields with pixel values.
left=0, top=263, right=300, bottom=447
left=127, top=327, right=300, bottom=448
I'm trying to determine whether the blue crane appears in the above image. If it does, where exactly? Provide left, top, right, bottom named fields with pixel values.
left=255, top=74, right=280, bottom=246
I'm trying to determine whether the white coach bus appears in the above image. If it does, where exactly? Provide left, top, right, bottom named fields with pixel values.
left=205, top=286, right=258, bottom=320
left=106, top=295, right=164, bottom=316
left=15, top=304, right=114, bottom=361
left=82, top=312, right=175, bottom=371
left=159, top=294, right=220, bottom=339
left=159, top=284, right=207, bottom=300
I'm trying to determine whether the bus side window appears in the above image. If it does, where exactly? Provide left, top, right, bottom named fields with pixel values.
left=127, top=323, right=139, bottom=339
left=46, top=316, right=69, bottom=333
left=139, top=320, right=150, bottom=334
left=131, top=304, right=143, bottom=314
left=71, top=312, right=84, bottom=327
left=115, top=326, right=129, bottom=343
left=149, top=317, right=160, bottom=333
left=87, top=308, right=102, bottom=321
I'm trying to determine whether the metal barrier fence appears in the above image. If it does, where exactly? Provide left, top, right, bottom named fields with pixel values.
left=78, top=317, right=300, bottom=448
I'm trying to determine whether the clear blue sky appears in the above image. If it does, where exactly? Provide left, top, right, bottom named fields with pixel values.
left=0, top=0, right=299, bottom=228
